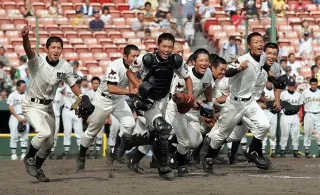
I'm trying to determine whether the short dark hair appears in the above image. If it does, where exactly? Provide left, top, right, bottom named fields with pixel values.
left=247, top=32, right=263, bottom=45
left=46, top=36, right=63, bottom=49
left=311, top=65, right=319, bottom=72
left=19, top=55, right=27, bottom=63
left=310, top=77, right=318, bottom=84
left=123, top=44, right=139, bottom=56
left=145, top=2, right=151, bottom=7
left=91, top=76, right=101, bottom=83
left=229, top=36, right=236, bottom=41
left=280, top=59, right=287, bottom=63
left=193, top=48, right=209, bottom=61
left=263, top=42, right=279, bottom=54
left=157, top=33, right=175, bottom=45
left=0, top=61, right=4, bottom=67
left=209, top=54, right=227, bottom=68
left=288, top=53, right=295, bottom=58
left=137, top=12, right=144, bottom=16
left=16, top=80, right=26, bottom=87
left=187, top=54, right=194, bottom=63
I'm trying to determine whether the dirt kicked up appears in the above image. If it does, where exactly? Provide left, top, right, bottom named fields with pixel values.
left=1, top=157, right=320, bottom=195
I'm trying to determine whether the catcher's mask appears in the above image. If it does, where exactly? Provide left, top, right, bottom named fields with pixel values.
left=199, top=103, right=216, bottom=128
left=129, top=94, right=155, bottom=111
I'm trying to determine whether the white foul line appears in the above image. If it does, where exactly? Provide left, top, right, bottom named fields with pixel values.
left=249, top=175, right=311, bottom=179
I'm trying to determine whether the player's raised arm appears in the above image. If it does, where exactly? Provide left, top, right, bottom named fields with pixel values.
left=21, top=25, right=35, bottom=60
left=225, top=60, right=248, bottom=77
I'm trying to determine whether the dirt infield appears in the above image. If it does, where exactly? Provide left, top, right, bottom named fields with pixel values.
left=1, top=157, right=320, bottom=195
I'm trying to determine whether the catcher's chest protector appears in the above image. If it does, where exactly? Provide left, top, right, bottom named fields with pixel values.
left=144, top=55, right=174, bottom=100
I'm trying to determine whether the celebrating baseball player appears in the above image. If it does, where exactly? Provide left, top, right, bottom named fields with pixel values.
left=76, top=45, right=139, bottom=172
left=301, top=77, right=320, bottom=158
left=21, top=25, right=92, bottom=182
left=7, top=80, right=29, bottom=161
left=279, top=78, right=302, bottom=158
left=126, top=33, right=193, bottom=180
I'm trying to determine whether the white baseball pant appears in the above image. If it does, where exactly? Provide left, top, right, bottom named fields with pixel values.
left=22, top=99, right=55, bottom=159
left=226, top=116, right=252, bottom=149
left=143, top=96, right=168, bottom=129
left=9, top=115, right=30, bottom=152
left=263, top=111, right=278, bottom=150
left=51, top=115, right=60, bottom=152
left=108, top=114, right=120, bottom=147
left=208, top=96, right=270, bottom=149
left=81, top=94, right=135, bottom=147
left=134, top=116, right=152, bottom=155
left=62, top=108, right=83, bottom=149
left=166, top=100, right=202, bottom=155
left=280, top=114, right=300, bottom=150
left=303, top=113, right=320, bottom=148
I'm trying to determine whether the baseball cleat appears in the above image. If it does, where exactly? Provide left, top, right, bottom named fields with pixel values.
left=76, top=156, right=86, bottom=172
left=35, top=169, right=50, bottom=182
left=293, top=150, right=300, bottom=158
left=109, top=148, right=127, bottom=164
left=177, top=166, right=188, bottom=177
left=200, top=137, right=214, bottom=173
left=11, top=154, right=18, bottom=161
left=20, top=153, right=26, bottom=161
left=229, top=154, right=246, bottom=165
left=125, top=152, right=146, bottom=174
left=305, top=149, right=312, bottom=158
left=280, top=150, right=285, bottom=158
left=246, top=151, right=271, bottom=170
left=23, top=156, right=38, bottom=177
left=158, top=166, right=174, bottom=180
left=118, top=133, right=131, bottom=158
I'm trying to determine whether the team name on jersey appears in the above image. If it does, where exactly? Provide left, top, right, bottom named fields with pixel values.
left=13, top=99, right=21, bottom=106
left=66, top=92, right=76, bottom=99
left=305, top=97, right=320, bottom=103
left=282, top=98, right=299, bottom=104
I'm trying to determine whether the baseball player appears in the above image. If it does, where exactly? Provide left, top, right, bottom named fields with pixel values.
left=201, top=35, right=285, bottom=173
left=279, top=78, right=302, bottom=158
left=262, top=80, right=278, bottom=157
left=80, top=78, right=89, bottom=94
left=62, top=83, right=84, bottom=158
left=7, top=80, right=29, bottom=160
left=85, top=76, right=104, bottom=159
left=166, top=48, right=213, bottom=177
left=21, top=26, right=86, bottom=182
left=76, top=45, right=139, bottom=172
left=126, top=33, right=193, bottom=180
left=301, top=77, right=320, bottom=158
left=49, top=82, right=65, bottom=160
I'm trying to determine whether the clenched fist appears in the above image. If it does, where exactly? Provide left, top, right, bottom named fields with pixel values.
left=237, top=60, right=249, bottom=72
left=21, top=25, right=30, bottom=36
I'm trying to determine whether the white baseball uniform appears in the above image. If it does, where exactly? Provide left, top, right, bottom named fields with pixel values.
left=301, top=88, right=320, bottom=148
left=51, top=88, right=64, bottom=152
left=167, top=67, right=212, bottom=155
left=207, top=53, right=270, bottom=149
left=7, top=90, right=30, bottom=155
left=22, top=54, right=79, bottom=158
left=81, top=57, right=135, bottom=148
left=279, top=90, right=302, bottom=151
left=62, top=85, right=84, bottom=151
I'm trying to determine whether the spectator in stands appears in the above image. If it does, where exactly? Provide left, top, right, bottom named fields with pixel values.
left=129, top=0, right=144, bottom=11
left=294, top=0, right=309, bottom=13
left=72, top=10, right=84, bottom=26
left=159, top=0, right=172, bottom=13
left=4, top=68, right=17, bottom=93
left=80, top=0, right=95, bottom=16
left=311, top=65, right=319, bottom=77
left=71, top=61, right=84, bottom=78
left=244, top=0, right=259, bottom=19
left=235, top=36, right=244, bottom=55
left=261, top=0, right=271, bottom=17
left=0, top=61, right=7, bottom=90
left=100, top=6, right=112, bottom=25
left=273, top=0, right=286, bottom=18
left=314, top=0, right=320, bottom=6
left=168, top=18, right=183, bottom=38
left=285, top=66, right=292, bottom=79
left=280, top=59, right=287, bottom=73
left=132, top=13, right=146, bottom=32
left=143, top=28, right=153, bottom=40
left=48, top=0, right=62, bottom=17
left=179, top=0, right=196, bottom=25
left=183, top=14, right=195, bottom=46
left=298, top=30, right=314, bottom=57
left=144, top=2, right=155, bottom=23
left=0, top=89, right=8, bottom=100
left=81, top=77, right=89, bottom=94
left=149, top=17, right=162, bottom=28
left=0, top=46, right=9, bottom=67
left=16, top=56, right=29, bottom=84
left=223, top=0, right=238, bottom=14
left=219, top=36, right=240, bottom=64
left=89, top=11, right=105, bottom=31
left=299, top=20, right=311, bottom=37
left=20, top=0, right=34, bottom=18
left=287, top=53, right=301, bottom=75
left=146, top=0, right=159, bottom=10
left=155, top=7, right=168, bottom=21
left=230, top=10, right=244, bottom=28
left=315, top=55, right=320, bottom=69
left=160, top=12, right=173, bottom=29
left=199, top=0, right=216, bottom=26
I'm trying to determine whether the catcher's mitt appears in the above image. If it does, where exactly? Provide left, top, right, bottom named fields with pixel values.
left=18, top=122, right=26, bottom=133
left=72, top=95, right=95, bottom=120
left=199, top=103, right=216, bottom=128
left=172, top=92, right=194, bottom=114
left=129, top=93, right=155, bottom=111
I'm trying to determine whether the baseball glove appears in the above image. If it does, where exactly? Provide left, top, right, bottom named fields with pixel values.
left=72, top=95, right=95, bottom=120
left=129, top=93, right=155, bottom=111
left=199, top=103, right=216, bottom=128
left=172, top=92, right=194, bottom=114
left=18, top=122, right=26, bottom=133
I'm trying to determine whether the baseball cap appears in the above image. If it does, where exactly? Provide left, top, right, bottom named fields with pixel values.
left=285, top=66, right=292, bottom=72
left=287, top=77, right=296, bottom=86
left=170, top=18, right=177, bottom=24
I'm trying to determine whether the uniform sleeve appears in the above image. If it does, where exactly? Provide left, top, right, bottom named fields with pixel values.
left=27, top=54, right=44, bottom=74
left=105, top=63, right=120, bottom=83
left=64, top=64, right=81, bottom=87
left=174, top=63, right=190, bottom=79
left=7, top=94, right=14, bottom=106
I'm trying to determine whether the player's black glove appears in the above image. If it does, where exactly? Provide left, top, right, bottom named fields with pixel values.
left=72, top=95, right=95, bottom=120
left=18, top=122, right=26, bottom=133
